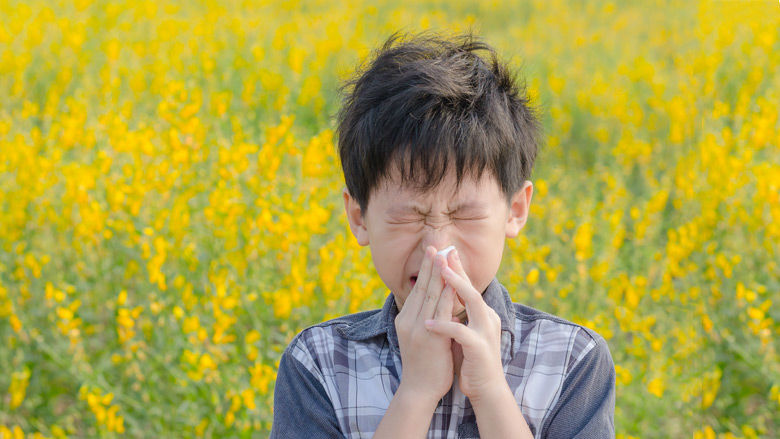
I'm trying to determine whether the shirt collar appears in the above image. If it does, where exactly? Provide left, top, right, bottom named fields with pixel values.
left=336, top=277, right=517, bottom=365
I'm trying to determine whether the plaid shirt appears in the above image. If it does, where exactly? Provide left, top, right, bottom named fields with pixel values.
left=271, top=278, right=615, bottom=438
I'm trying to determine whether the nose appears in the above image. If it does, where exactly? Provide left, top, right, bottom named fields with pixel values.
left=421, top=216, right=453, bottom=252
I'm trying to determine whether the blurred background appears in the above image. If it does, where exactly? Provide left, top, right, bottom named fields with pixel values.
left=0, top=0, right=778, bottom=437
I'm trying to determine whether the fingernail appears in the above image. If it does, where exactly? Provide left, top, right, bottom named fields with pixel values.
left=452, top=249, right=459, bottom=261
left=424, top=320, right=435, bottom=328
left=442, top=266, right=454, bottom=276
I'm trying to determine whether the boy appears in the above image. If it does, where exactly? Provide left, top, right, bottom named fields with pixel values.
left=271, top=31, right=615, bottom=438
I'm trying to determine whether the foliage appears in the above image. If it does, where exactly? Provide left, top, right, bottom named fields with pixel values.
left=0, top=0, right=778, bottom=437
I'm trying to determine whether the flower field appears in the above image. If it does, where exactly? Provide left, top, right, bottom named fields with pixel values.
left=0, top=0, right=778, bottom=437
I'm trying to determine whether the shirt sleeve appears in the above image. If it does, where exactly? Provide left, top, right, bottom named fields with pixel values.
left=270, top=342, right=345, bottom=439
left=540, top=333, right=616, bottom=439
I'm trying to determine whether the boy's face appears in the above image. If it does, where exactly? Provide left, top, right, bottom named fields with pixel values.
left=344, top=166, right=533, bottom=315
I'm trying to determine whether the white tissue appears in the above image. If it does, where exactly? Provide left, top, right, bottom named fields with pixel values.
left=437, top=245, right=456, bottom=258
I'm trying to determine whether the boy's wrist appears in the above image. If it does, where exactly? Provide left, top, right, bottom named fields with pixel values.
left=469, top=380, right=514, bottom=412
left=395, top=382, right=441, bottom=411
left=373, top=383, right=440, bottom=438
left=470, top=381, right=534, bottom=439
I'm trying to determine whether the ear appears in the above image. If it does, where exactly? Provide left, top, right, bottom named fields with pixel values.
left=343, top=187, right=370, bottom=246
left=505, top=180, right=533, bottom=238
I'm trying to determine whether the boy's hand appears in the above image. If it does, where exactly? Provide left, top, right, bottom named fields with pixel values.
left=394, top=245, right=458, bottom=406
left=423, top=248, right=505, bottom=403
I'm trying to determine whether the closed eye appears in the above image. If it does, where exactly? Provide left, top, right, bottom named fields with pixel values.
left=387, top=218, right=425, bottom=224
left=453, top=216, right=488, bottom=221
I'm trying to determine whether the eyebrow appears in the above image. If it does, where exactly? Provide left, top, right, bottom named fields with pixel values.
left=385, top=201, right=486, bottom=216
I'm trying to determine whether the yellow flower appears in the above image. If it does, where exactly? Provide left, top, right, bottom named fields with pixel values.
left=9, top=367, right=31, bottom=409
left=573, top=222, right=594, bottom=261
left=526, top=268, right=540, bottom=286
left=242, top=388, right=257, bottom=411
left=614, top=364, right=632, bottom=386
left=647, top=377, right=665, bottom=398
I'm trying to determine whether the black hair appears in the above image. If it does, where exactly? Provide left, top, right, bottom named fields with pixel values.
left=336, top=30, right=542, bottom=214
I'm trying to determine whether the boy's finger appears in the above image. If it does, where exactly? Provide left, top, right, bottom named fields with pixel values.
left=417, top=253, right=445, bottom=322
left=423, top=319, right=477, bottom=348
left=446, top=248, right=469, bottom=317
left=401, top=246, right=435, bottom=314
left=432, top=285, right=454, bottom=322
left=440, top=265, right=489, bottom=325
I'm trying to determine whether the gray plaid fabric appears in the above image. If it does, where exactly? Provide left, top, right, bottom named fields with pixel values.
left=271, top=278, right=615, bottom=438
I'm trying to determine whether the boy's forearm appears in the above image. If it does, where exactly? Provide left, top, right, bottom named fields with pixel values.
left=373, top=384, right=439, bottom=439
left=471, top=384, right=534, bottom=439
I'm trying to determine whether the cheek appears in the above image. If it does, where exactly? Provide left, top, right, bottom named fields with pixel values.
left=459, top=226, right=505, bottom=289
left=367, top=232, right=417, bottom=291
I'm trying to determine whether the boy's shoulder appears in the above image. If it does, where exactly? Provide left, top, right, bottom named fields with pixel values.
left=281, top=308, right=384, bottom=359
left=300, top=307, right=383, bottom=336
left=503, top=297, right=614, bottom=400
left=510, top=300, right=606, bottom=345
